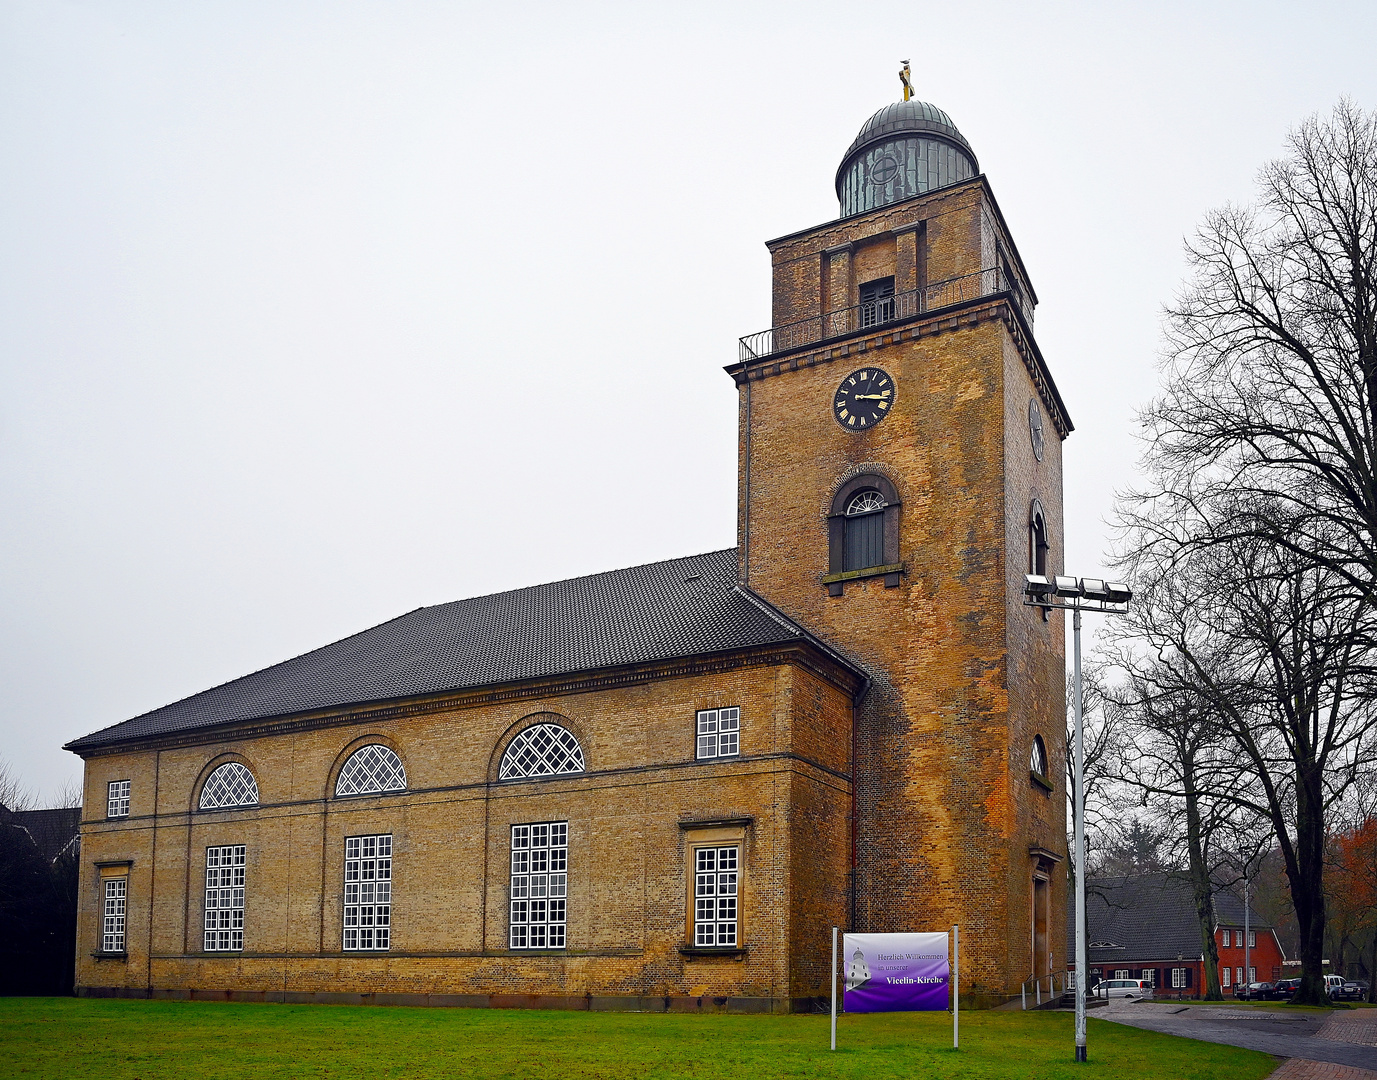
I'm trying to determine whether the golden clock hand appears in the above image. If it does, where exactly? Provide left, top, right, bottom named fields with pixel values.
left=853, top=394, right=889, bottom=400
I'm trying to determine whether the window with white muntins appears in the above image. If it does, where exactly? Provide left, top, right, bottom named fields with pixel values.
left=510, top=822, right=567, bottom=949
left=343, top=834, right=391, bottom=950
left=204, top=845, right=245, bottom=951
left=499, top=725, right=585, bottom=780
left=199, top=763, right=259, bottom=810
left=107, top=780, right=130, bottom=819
left=1172, top=968, right=1186, bottom=988
left=694, top=846, right=738, bottom=946
left=103, top=878, right=127, bottom=952
left=696, top=708, right=740, bottom=760
left=336, top=745, right=406, bottom=797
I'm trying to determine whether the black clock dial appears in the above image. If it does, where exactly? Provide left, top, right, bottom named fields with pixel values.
left=833, top=367, right=895, bottom=431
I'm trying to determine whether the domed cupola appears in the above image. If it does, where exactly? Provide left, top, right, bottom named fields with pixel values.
left=836, top=100, right=978, bottom=217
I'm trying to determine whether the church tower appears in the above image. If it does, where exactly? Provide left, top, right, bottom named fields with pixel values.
left=729, top=96, right=1070, bottom=1001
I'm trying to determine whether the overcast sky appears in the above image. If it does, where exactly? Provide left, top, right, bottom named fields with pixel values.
left=4, top=1, right=1376, bottom=803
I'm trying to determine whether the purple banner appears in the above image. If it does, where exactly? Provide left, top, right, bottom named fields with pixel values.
left=842, top=932, right=950, bottom=1012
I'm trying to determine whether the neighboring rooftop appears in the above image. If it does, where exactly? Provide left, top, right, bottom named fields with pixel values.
left=1077, top=874, right=1276, bottom=965
left=0, top=806, right=81, bottom=863
left=66, top=549, right=858, bottom=754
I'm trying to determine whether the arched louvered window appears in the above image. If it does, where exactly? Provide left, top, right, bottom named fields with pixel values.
left=199, top=762, right=260, bottom=811
left=827, top=474, right=901, bottom=594
left=1029, top=500, right=1049, bottom=577
left=844, top=490, right=887, bottom=571
left=335, top=744, right=407, bottom=797
left=499, top=724, right=586, bottom=780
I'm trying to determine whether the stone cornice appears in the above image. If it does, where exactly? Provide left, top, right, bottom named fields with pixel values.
left=73, top=640, right=865, bottom=759
left=724, top=293, right=1072, bottom=438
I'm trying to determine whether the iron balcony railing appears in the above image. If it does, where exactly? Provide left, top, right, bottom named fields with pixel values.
left=738, top=266, right=1030, bottom=362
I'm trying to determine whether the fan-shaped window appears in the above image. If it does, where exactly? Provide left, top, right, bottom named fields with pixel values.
left=199, top=762, right=259, bottom=811
left=1030, top=735, right=1049, bottom=781
left=500, top=724, right=586, bottom=780
left=335, top=744, right=407, bottom=797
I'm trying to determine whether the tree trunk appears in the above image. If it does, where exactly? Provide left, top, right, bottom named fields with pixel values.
left=1183, top=756, right=1223, bottom=999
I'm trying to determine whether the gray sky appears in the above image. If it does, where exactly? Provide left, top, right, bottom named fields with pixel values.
left=4, top=1, right=1376, bottom=804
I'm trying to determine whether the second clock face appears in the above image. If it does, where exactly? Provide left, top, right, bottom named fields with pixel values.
left=833, top=367, right=895, bottom=431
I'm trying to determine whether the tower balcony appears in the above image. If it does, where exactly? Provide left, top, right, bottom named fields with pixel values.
left=738, top=266, right=1031, bottom=363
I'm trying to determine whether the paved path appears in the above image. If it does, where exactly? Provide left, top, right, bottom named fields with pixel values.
left=1093, top=1000, right=1377, bottom=1072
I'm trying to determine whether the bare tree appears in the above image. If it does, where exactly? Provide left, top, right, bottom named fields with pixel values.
left=1143, top=101, right=1377, bottom=605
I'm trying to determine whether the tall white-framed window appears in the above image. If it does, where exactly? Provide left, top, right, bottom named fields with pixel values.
left=204, top=845, right=246, bottom=951
left=1222, top=929, right=1231, bottom=948
left=1248, top=930, right=1256, bottom=949
left=1222, top=966, right=1232, bottom=986
left=1249, top=966, right=1256, bottom=983
left=1140, top=968, right=1156, bottom=987
left=1113, top=968, right=1130, bottom=979
left=102, top=878, right=127, bottom=952
left=509, top=822, right=567, bottom=949
left=107, top=780, right=130, bottom=819
left=1236, top=966, right=1244, bottom=984
left=1171, top=968, right=1186, bottom=988
left=696, top=708, right=740, bottom=760
left=694, top=846, right=738, bottom=946
left=343, top=834, right=391, bottom=951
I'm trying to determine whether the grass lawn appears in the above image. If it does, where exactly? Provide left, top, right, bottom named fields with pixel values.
left=1, top=997, right=1279, bottom=1080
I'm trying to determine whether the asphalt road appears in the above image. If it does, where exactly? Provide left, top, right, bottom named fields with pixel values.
left=1094, top=1001, right=1377, bottom=1071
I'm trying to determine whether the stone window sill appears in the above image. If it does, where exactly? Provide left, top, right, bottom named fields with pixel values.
left=91, top=951, right=128, bottom=961
left=824, top=564, right=904, bottom=595
left=1031, top=770, right=1054, bottom=794
left=679, top=946, right=746, bottom=961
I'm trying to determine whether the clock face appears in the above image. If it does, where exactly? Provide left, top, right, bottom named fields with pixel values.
left=1028, top=398, right=1045, bottom=461
left=833, top=368, right=895, bottom=431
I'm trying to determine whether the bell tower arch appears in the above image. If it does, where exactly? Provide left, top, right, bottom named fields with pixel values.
left=728, top=97, right=1071, bottom=1003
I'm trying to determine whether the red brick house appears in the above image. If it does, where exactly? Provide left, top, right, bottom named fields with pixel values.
left=1078, top=875, right=1286, bottom=998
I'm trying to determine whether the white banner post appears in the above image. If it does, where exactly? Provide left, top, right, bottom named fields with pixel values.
left=830, top=926, right=838, bottom=1050
left=952, top=924, right=960, bottom=1050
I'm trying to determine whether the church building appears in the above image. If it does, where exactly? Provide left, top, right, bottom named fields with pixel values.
left=68, top=91, right=1071, bottom=1011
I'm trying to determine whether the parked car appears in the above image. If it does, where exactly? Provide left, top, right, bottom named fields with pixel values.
left=1336, top=979, right=1370, bottom=1002
left=1234, top=981, right=1276, bottom=1000
left=1093, top=978, right=1154, bottom=1000
left=1273, top=978, right=1302, bottom=999
left=1326, top=974, right=1346, bottom=997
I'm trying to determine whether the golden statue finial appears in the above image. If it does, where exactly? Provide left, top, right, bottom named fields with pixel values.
left=899, top=60, right=913, bottom=102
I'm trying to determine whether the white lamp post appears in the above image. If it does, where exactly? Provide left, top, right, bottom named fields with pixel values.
left=1023, top=573, right=1132, bottom=1064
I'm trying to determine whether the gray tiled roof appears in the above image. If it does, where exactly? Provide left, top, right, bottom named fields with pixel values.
left=1076, top=874, right=1273, bottom=965
left=67, top=549, right=858, bottom=754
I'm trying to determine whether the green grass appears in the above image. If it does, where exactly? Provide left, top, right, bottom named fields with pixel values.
left=1, top=997, right=1279, bottom=1080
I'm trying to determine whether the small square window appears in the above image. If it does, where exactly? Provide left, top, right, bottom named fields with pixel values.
left=107, top=780, right=130, bottom=819
left=696, top=708, right=740, bottom=760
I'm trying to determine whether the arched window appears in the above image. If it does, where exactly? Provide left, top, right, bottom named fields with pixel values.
left=827, top=473, right=901, bottom=594
left=844, top=491, right=887, bottom=571
left=335, top=744, right=407, bottom=797
left=499, top=723, right=586, bottom=780
left=1029, top=500, right=1049, bottom=577
left=199, top=762, right=259, bottom=811
left=1030, top=735, right=1049, bottom=781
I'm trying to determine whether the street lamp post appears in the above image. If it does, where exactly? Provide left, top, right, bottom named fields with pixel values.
left=1023, top=574, right=1132, bottom=1064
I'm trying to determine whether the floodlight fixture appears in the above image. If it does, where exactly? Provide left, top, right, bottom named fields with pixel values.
left=1054, top=576, right=1081, bottom=598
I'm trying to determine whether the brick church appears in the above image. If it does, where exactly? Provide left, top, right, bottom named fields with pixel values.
left=68, top=93, right=1070, bottom=1011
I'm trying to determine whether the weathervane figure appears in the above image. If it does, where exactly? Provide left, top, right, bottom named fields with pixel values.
left=899, top=59, right=913, bottom=101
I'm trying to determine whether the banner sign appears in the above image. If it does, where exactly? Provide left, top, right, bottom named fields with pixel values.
left=842, top=932, right=950, bottom=1012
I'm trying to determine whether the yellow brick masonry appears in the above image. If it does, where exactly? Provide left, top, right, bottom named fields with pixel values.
left=736, top=176, right=1068, bottom=1003
left=74, top=651, right=857, bottom=1011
